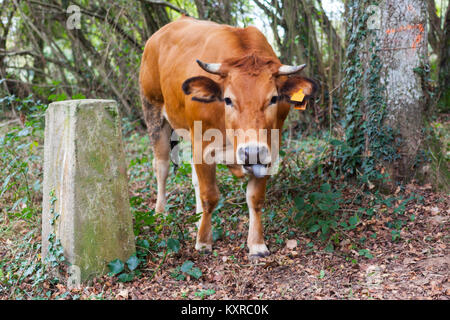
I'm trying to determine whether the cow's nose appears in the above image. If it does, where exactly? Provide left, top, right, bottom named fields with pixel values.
left=237, top=144, right=270, bottom=165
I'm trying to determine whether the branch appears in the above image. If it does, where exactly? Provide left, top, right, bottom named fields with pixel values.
left=28, top=0, right=142, bottom=50
left=140, top=0, right=188, bottom=15
left=253, top=0, right=284, bottom=52
left=2, top=78, right=78, bottom=88
left=0, top=49, right=82, bottom=79
left=0, top=5, right=16, bottom=39
left=253, top=0, right=283, bottom=26
left=313, top=0, right=344, bottom=54
left=0, top=49, right=35, bottom=56
left=426, top=0, right=443, bottom=54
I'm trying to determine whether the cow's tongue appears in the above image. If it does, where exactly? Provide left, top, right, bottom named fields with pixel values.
left=250, top=164, right=267, bottom=178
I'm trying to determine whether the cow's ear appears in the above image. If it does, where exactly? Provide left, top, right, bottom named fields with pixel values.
left=182, top=76, right=222, bottom=103
left=278, top=76, right=318, bottom=107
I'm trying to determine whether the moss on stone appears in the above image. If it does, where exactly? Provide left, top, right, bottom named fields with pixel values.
left=42, top=100, right=135, bottom=282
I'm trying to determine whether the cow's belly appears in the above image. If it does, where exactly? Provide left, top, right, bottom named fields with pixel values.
left=162, top=105, right=188, bottom=130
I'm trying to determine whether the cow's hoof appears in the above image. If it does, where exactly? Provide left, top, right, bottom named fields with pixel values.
left=248, top=244, right=270, bottom=258
left=195, top=242, right=212, bottom=254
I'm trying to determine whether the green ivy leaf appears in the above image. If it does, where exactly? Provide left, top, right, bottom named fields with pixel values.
left=181, top=260, right=194, bottom=273
left=167, top=238, right=180, bottom=253
left=137, top=239, right=150, bottom=249
left=175, top=274, right=186, bottom=281
left=188, top=267, right=202, bottom=279
left=349, top=215, right=358, bottom=227
left=294, top=196, right=305, bottom=210
left=324, top=243, right=334, bottom=253
left=212, top=229, right=223, bottom=241
left=126, top=255, right=139, bottom=271
left=117, top=273, right=134, bottom=282
left=108, top=259, right=124, bottom=275
left=320, top=183, right=331, bottom=193
left=358, top=249, right=373, bottom=259
left=180, top=260, right=202, bottom=279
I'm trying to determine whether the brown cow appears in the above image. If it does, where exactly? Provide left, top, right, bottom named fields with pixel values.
left=139, top=16, right=317, bottom=258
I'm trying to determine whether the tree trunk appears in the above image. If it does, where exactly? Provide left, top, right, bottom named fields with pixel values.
left=194, top=0, right=234, bottom=25
left=344, top=0, right=447, bottom=189
left=426, top=0, right=442, bottom=55
left=438, top=5, right=450, bottom=112
left=377, top=0, right=429, bottom=183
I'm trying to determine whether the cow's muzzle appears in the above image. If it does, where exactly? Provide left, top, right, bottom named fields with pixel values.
left=237, top=143, right=271, bottom=178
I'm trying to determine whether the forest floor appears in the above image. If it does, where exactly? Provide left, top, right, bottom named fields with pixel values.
left=54, top=184, right=450, bottom=300
left=0, top=115, right=449, bottom=300
left=2, top=181, right=448, bottom=300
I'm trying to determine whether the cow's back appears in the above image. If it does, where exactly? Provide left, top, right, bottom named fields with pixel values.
left=139, top=17, right=277, bottom=130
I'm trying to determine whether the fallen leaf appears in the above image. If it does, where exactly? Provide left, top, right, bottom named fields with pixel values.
left=286, top=239, right=297, bottom=250
left=430, top=207, right=439, bottom=215
left=116, top=289, right=129, bottom=299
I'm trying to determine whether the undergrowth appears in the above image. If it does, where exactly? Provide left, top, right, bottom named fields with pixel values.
left=0, top=95, right=445, bottom=298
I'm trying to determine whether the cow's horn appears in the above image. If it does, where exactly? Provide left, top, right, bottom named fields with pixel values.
left=278, top=64, right=306, bottom=75
left=196, top=59, right=223, bottom=75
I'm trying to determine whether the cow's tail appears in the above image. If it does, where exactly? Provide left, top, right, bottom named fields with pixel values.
left=141, top=94, right=179, bottom=173
left=170, top=133, right=180, bottom=174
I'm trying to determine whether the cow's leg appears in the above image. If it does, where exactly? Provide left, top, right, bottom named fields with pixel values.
left=152, top=121, right=172, bottom=213
left=246, top=176, right=270, bottom=257
left=194, top=163, right=219, bottom=253
left=142, top=96, right=172, bottom=214
left=191, top=162, right=203, bottom=216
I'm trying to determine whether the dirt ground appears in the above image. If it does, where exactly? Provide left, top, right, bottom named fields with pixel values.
left=48, top=184, right=449, bottom=300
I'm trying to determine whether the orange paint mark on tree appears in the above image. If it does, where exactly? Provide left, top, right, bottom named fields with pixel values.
left=411, top=24, right=424, bottom=49
left=384, top=24, right=424, bottom=49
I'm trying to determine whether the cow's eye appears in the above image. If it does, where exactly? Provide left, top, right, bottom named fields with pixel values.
left=224, top=97, right=233, bottom=107
left=269, top=96, right=278, bottom=105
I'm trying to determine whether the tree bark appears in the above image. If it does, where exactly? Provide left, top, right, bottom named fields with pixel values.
left=438, top=4, right=450, bottom=111
left=426, top=0, right=442, bottom=55
left=377, top=0, right=429, bottom=182
left=194, top=0, right=234, bottom=25
left=345, top=0, right=446, bottom=188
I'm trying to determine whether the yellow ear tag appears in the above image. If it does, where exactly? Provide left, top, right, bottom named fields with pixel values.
left=291, top=88, right=305, bottom=103
left=294, top=101, right=307, bottom=110
left=291, top=88, right=307, bottom=110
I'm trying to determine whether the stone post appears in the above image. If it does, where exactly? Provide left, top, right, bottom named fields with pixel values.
left=42, top=99, right=135, bottom=281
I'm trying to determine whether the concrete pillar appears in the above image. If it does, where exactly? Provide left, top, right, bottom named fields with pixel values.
left=42, top=99, right=135, bottom=281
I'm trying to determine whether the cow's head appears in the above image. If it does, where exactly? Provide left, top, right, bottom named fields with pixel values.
left=182, top=54, right=318, bottom=177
